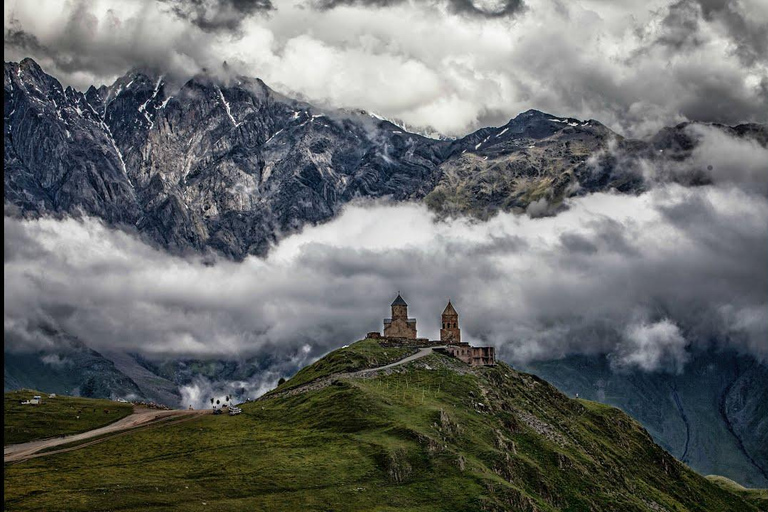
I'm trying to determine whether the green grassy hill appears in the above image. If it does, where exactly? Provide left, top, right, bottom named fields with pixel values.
left=4, top=389, right=133, bottom=445
left=706, top=475, right=768, bottom=510
left=4, top=341, right=761, bottom=511
left=276, top=338, right=416, bottom=391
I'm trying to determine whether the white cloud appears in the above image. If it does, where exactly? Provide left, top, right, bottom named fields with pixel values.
left=5, top=181, right=767, bottom=374
left=40, top=353, right=73, bottom=368
left=4, top=0, right=766, bottom=136
left=614, top=319, right=689, bottom=373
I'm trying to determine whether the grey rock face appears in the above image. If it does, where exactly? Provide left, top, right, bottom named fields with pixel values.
left=5, top=59, right=453, bottom=258
left=428, top=110, right=632, bottom=218
left=4, top=58, right=140, bottom=224
left=8, top=58, right=764, bottom=259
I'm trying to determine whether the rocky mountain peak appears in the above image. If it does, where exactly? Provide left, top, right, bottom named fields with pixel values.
left=5, top=58, right=765, bottom=260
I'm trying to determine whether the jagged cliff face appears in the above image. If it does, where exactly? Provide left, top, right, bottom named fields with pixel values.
left=4, top=59, right=140, bottom=225
left=12, top=58, right=761, bottom=259
left=5, top=58, right=450, bottom=258
left=427, top=111, right=633, bottom=218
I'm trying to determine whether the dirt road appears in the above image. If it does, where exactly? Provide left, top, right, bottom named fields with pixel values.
left=4, top=407, right=208, bottom=463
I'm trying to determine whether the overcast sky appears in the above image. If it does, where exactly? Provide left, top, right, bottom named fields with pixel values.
left=4, top=0, right=767, bottom=136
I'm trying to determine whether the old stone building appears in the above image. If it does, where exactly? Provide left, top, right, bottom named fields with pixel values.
left=437, top=301, right=495, bottom=366
left=440, top=300, right=461, bottom=343
left=371, top=295, right=495, bottom=366
left=383, top=294, right=418, bottom=339
left=441, top=343, right=496, bottom=367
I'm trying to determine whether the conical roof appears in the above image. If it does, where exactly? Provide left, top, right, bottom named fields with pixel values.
left=391, top=294, right=408, bottom=307
left=442, top=300, right=457, bottom=316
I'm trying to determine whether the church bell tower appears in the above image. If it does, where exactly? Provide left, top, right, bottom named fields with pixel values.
left=440, top=300, right=461, bottom=344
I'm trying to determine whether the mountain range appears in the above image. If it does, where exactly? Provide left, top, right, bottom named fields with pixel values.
left=6, top=57, right=765, bottom=259
left=4, top=57, right=767, bottom=489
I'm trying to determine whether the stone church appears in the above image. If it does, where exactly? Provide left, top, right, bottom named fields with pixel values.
left=376, top=294, right=496, bottom=366
left=383, top=293, right=418, bottom=339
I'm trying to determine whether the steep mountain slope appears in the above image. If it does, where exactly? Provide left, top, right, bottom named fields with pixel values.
left=427, top=110, right=640, bottom=218
left=3, top=340, right=759, bottom=511
left=4, top=59, right=139, bottom=223
left=3, top=329, right=146, bottom=402
left=5, top=58, right=448, bottom=258
left=7, top=329, right=765, bottom=490
left=7, top=58, right=764, bottom=260
left=523, top=351, right=768, bottom=488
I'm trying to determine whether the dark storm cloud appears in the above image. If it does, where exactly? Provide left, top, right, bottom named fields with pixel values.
left=655, top=0, right=706, bottom=51
left=694, top=0, right=768, bottom=66
left=163, top=0, right=274, bottom=33
left=311, top=0, right=525, bottom=18
left=4, top=24, right=47, bottom=56
left=635, top=0, right=768, bottom=125
left=447, top=0, right=524, bottom=17
left=5, top=0, right=765, bottom=135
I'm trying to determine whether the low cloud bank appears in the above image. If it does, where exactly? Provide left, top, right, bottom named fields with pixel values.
left=5, top=184, right=767, bottom=380
left=179, top=375, right=279, bottom=410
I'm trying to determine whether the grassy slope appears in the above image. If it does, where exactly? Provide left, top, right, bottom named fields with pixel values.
left=4, top=342, right=759, bottom=512
left=4, top=390, right=133, bottom=445
left=706, top=475, right=768, bottom=510
left=275, top=338, right=416, bottom=391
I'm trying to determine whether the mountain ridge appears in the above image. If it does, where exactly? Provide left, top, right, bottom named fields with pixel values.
left=7, top=57, right=765, bottom=260
left=5, top=56, right=768, bottom=493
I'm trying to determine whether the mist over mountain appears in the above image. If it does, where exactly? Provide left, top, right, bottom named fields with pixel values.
left=4, top=1, right=768, bottom=509
left=5, top=0, right=767, bottom=137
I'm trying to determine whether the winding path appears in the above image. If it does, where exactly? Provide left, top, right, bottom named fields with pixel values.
left=368, top=346, right=441, bottom=372
left=262, top=345, right=445, bottom=401
left=5, top=346, right=442, bottom=463
left=4, top=407, right=208, bottom=463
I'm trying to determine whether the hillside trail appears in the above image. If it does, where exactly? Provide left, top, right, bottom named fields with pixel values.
left=5, top=347, right=439, bottom=463
left=261, top=345, right=445, bottom=401
left=4, top=407, right=208, bottom=463
left=370, top=346, right=443, bottom=371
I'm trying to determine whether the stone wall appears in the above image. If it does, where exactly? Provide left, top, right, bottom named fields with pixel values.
left=384, top=318, right=417, bottom=339
left=378, top=337, right=441, bottom=348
